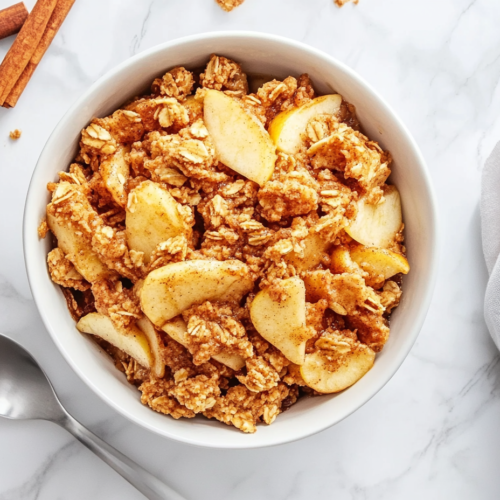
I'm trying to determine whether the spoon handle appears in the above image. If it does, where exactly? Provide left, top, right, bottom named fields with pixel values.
left=60, top=413, right=185, bottom=500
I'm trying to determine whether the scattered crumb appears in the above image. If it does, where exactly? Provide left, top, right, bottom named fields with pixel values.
left=9, top=129, right=22, bottom=139
left=216, top=0, right=245, bottom=12
left=38, top=218, right=49, bottom=239
left=335, top=0, right=359, bottom=6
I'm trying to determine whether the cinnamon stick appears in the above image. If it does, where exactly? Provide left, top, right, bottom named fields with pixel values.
left=4, top=0, right=75, bottom=108
left=0, top=3, right=28, bottom=40
left=0, top=0, right=57, bottom=106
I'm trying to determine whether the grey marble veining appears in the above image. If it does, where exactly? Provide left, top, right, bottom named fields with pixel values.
left=1, top=0, right=500, bottom=498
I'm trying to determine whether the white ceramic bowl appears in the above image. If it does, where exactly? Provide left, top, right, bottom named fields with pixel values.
left=23, top=32, right=438, bottom=449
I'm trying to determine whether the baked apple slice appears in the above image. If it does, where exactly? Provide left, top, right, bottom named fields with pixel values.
left=141, top=260, right=253, bottom=327
left=268, top=94, right=342, bottom=154
left=47, top=213, right=115, bottom=283
left=126, top=180, right=189, bottom=264
left=203, top=89, right=277, bottom=185
left=349, top=245, right=409, bottom=280
left=100, top=146, right=130, bottom=208
left=250, top=276, right=313, bottom=365
left=77, top=313, right=153, bottom=369
left=346, top=185, right=402, bottom=249
left=300, top=335, right=375, bottom=393
left=136, top=316, right=165, bottom=378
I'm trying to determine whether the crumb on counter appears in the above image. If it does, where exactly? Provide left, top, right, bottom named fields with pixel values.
left=216, top=0, right=245, bottom=12
left=335, top=0, right=359, bottom=6
left=9, top=129, right=21, bottom=139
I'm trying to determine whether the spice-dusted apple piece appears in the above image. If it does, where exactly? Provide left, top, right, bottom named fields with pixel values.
left=100, top=146, right=130, bottom=208
left=77, top=313, right=153, bottom=370
left=250, top=277, right=313, bottom=365
left=349, top=245, right=409, bottom=281
left=162, top=317, right=245, bottom=371
left=300, top=333, right=375, bottom=393
left=330, top=246, right=360, bottom=275
left=47, top=213, right=114, bottom=283
left=268, top=94, right=342, bottom=154
left=203, top=89, right=277, bottom=185
left=330, top=245, right=409, bottom=289
left=136, top=316, right=165, bottom=378
left=285, top=232, right=332, bottom=272
left=126, top=180, right=189, bottom=264
left=346, top=185, right=402, bottom=249
left=46, top=184, right=116, bottom=283
left=141, top=260, right=253, bottom=328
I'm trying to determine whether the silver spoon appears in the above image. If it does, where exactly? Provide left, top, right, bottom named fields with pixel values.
left=0, top=333, right=185, bottom=500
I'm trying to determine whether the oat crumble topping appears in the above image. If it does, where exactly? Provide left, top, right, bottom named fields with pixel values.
left=43, top=54, right=408, bottom=433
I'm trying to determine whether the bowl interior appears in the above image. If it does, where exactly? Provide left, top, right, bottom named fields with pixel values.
left=24, top=32, right=438, bottom=449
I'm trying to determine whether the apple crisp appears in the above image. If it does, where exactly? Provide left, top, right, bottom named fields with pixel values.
left=42, top=54, right=409, bottom=433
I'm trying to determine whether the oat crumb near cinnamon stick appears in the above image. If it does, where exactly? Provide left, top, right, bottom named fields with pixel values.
left=9, top=129, right=21, bottom=139
left=216, top=0, right=245, bottom=12
left=335, top=0, right=359, bottom=6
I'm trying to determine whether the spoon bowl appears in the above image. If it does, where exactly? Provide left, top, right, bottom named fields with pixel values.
left=0, top=334, right=65, bottom=422
left=0, top=333, right=184, bottom=500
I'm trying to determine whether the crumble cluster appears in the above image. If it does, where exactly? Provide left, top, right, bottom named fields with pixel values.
left=43, top=54, right=403, bottom=433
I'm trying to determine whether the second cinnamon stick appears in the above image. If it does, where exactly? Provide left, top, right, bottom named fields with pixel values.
left=0, top=3, right=29, bottom=40
left=0, top=0, right=57, bottom=105
left=4, top=0, right=76, bottom=108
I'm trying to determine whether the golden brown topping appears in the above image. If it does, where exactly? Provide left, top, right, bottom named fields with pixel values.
left=100, top=109, right=144, bottom=144
left=182, top=301, right=253, bottom=365
left=204, top=382, right=291, bottom=433
left=258, top=170, right=319, bottom=222
left=9, top=129, right=21, bottom=139
left=237, top=356, right=280, bottom=393
left=143, top=129, right=227, bottom=183
left=92, top=279, right=142, bottom=331
left=171, top=374, right=220, bottom=413
left=257, top=74, right=315, bottom=123
left=47, top=248, right=90, bottom=291
left=152, top=67, right=195, bottom=101
left=200, top=54, right=248, bottom=97
left=378, top=280, right=402, bottom=314
left=308, top=121, right=391, bottom=204
left=140, top=377, right=196, bottom=419
left=81, top=123, right=117, bottom=156
left=346, top=308, right=389, bottom=352
left=147, top=235, right=189, bottom=273
left=304, top=270, right=384, bottom=316
left=91, top=224, right=144, bottom=281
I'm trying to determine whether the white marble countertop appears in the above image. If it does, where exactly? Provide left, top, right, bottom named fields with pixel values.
left=1, top=0, right=500, bottom=498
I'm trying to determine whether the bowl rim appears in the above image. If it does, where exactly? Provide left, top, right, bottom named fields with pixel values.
left=23, top=30, right=440, bottom=449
